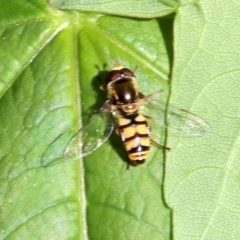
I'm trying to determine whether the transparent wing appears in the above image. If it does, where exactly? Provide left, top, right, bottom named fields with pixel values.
left=64, top=112, right=114, bottom=159
left=142, top=92, right=211, bottom=136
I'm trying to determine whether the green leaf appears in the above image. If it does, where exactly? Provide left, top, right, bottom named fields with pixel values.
left=0, top=1, right=173, bottom=239
left=165, top=1, right=240, bottom=240
left=2, top=0, right=239, bottom=239
left=0, top=0, right=66, bottom=97
left=50, top=0, right=177, bottom=18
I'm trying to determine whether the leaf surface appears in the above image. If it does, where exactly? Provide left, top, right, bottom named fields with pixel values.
left=165, top=1, right=240, bottom=240
left=50, top=0, right=176, bottom=18
left=0, top=1, right=173, bottom=239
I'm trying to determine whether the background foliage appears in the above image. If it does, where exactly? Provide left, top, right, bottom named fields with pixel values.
left=0, top=0, right=239, bottom=240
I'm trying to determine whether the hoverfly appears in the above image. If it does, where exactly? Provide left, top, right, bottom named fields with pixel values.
left=64, top=63, right=211, bottom=167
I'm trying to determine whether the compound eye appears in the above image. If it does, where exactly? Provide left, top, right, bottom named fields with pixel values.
left=106, top=70, right=121, bottom=83
left=106, top=68, right=135, bottom=84
left=120, top=68, right=135, bottom=78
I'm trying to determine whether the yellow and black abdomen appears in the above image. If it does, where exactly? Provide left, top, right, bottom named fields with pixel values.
left=118, top=114, right=150, bottom=164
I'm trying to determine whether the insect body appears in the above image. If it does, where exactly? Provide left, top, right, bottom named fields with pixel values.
left=117, top=113, right=150, bottom=164
left=64, top=63, right=211, bottom=167
left=105, top=65, right=157, bottom=165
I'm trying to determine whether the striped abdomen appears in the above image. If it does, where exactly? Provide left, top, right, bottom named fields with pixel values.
left=117, top=114, right=150, bottom=164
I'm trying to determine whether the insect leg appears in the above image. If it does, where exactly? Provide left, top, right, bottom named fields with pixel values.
left=115, top=124, right=120, bottom=135
left=150, top=139, right=170, bottom=150
left=126, top=161, right=130, bottom=170
left=133, top=65, right=139, bottom=73
left=143, top=115, right=154, bottom=130
left=100, top=85, right=106, bottom=91
left=143, top=115, right=170, bottom=150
